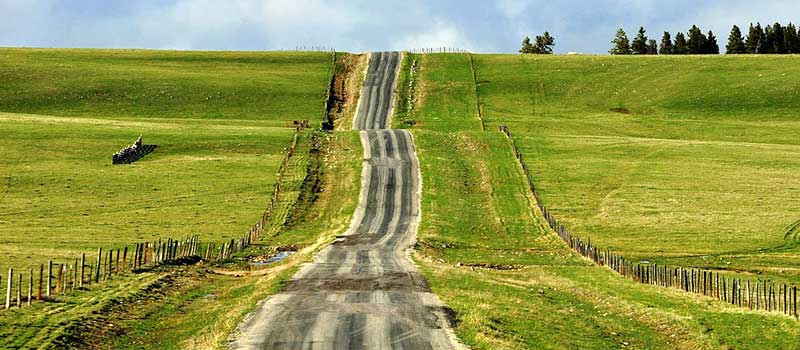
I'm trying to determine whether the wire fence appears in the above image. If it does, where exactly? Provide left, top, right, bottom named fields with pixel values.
left=408, top=47, right=470, bottom=54
left=1, top=125, right=306, bottom=312
left=499, top=125, right=798, bottom=318
left=3, top=235, right=200, bottom=309
left=1, top=47, right=339, bottom=313
left=291, top=46, right=335, bottom=52
left=466, top=52, right=485, bottom=131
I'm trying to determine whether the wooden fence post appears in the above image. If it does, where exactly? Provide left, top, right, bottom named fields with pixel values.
left=746, top=280, right=751, bottom=309
left=37, top=264, right=43, bottom=300
left=6, top=268, right=12, bottom=309
left=768, top=283, right=773, bottom=312
left=784, top=284, right=788, bottom=314
left=16, top=273, right=22, bottom=307
left=72, top=258, right=77, bottom=292
left=62, top=265, right=67, bottom=294
left=134, top=243, right=140, bottom=268
left=95, top=248, right=102, bottom=283
left=79, top=254, right=85, bottom=288
left=55, top=264, right=62, bottom=295
left=47, top=261, right=52, bottom=298
left=27, top=268, right=33, bottom=305
left=756, top=281, right=760, bottom=310
left=107, top=250, right=113, bottom=278
left=122, top=246, right=128, bottom=272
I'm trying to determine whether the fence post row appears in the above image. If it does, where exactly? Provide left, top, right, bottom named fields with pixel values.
left=499, top=124, right=798, bottom=318
left=2, top=102, right=309, bottom=312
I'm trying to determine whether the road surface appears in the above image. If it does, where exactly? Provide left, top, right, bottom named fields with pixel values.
left=231, top=52, right=460, bottom=349
left=353, top=51, right=400, bottom=130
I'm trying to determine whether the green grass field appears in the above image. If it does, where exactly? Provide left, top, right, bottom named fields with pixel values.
left=473, top=54, right=800, bottom=277
left=0, top=48, right=359, bottom=349
left=108, top=131, right=363, bottom=350
left=407, top=53, right=800, bottom=349
left=0, top=48, right=331, bottom=122
left=3, top=48, right=800, bottom=349
left=0, top=48, right=333, bottom=270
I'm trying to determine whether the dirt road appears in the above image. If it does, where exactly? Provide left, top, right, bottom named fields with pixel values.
left=230, top=52, right=461, bottom=349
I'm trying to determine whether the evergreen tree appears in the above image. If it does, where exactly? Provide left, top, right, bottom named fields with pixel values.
left=771, top=22, right=786, bottom=53
left=726, top=25, right=746, bottom=54
left=762, top=24, right=775, bottom=53
left=705, top=31, right=720, bottom=54
left=786, top=23, right=800, bottom=54
left=687, top=25, right=707, bottom=54
left=745, top=23, right=764, bottom=53
left=520, top=36, right=535, bottom=54
left=647, top=39, right=658, bottom=54
left=610, top=28, right=632, bottom=54
left=631, top=26, right=649, bottom=54
left=533, top=32, right=555, bottom=54
left=673, top=32, right=688, bottom=54
left=659, top=31, right=673, bottom=54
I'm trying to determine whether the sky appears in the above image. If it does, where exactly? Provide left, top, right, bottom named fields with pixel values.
left=1, top=0, right=799, bottom=54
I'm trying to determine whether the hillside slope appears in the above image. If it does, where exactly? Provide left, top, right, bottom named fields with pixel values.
left=404, top=53, right=800, bottom=349
left=0, top=48, right=333, bottom=268
left=474, top=54, right=800, bottom=278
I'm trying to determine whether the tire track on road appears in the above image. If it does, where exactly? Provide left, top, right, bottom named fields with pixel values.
left=231, top=52, right=461, bottom=350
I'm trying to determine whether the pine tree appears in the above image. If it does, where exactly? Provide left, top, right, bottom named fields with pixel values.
left=659, top=31, right=673, bottom=54
left=687, top=25, right=707, bottom=54
left=647, top=39, right=658, bottom=54
left=673, top=32, right=688, bottom=54
left=705, top=31, right=720, bottom=54
left=610, top=29, right=632, bottom=55
left=631, top=26, right=649, bottom=54
left=520, top=36, right=535, bottom=54
left=726, top=25, right=746, bottom=54
left=746, top=23, right=764, bottom=53
left=771, top=22, right=786, bottom=53
left=762, top=24, right=775, bottom=53
left=786, top=23, right=800, bottom=54
left=533, top=32, right=555, bottom=54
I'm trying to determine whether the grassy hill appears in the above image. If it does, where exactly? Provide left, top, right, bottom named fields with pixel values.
left=0, top=48, right=366, bottom=349
left=0, top=48, right=333, bottom=269
left=2, top=48, right=799, bottom=349
left=0, top=48, right=331, bottom=122
left=473, top=54, right=800, bottom=278
left=403, top=53, right=800, bottom=349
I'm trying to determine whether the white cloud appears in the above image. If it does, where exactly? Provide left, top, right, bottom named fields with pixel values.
left=2, top=0, right=800, bottom=53
left=494, top=0, right=530, bottom=19
left=143, top=0, right=372, bottom=50
left=396, top=21, right=473, bottom=51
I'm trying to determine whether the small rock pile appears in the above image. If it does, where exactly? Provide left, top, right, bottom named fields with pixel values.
left=112, top=136, right=157, bottom=164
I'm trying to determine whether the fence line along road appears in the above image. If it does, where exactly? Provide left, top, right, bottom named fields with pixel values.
left=2, top=124, right=309, bottom=312
left=499, top=125, right=798, bottom=318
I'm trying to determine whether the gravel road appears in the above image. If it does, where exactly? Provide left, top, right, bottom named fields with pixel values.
left=230, top=52, right=461, bottom=350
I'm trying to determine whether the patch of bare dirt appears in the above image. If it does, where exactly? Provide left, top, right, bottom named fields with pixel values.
left=283, top=272, right=432, bottom=293
left=325, top=53, right=367, bottom=130
left=51, top=269, right=204, bottom=350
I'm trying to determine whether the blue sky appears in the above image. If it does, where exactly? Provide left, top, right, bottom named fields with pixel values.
left=1, top=0, right=799, bottom=53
